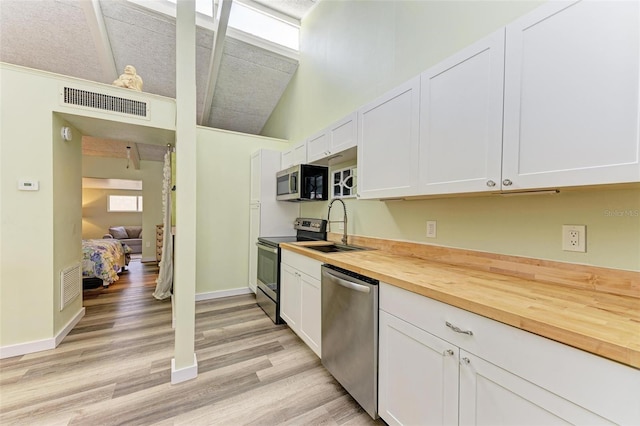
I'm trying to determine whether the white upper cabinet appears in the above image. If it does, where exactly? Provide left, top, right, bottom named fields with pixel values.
left=502, top=0, right=640, bottom=190
left=357, top=76, right=421, bottom=199
left=281, top=140, right=307, bottom=170
left=306, top=130, right=329, bottom=164
left=307, top=112, right=358, bottom=165
left=419, top=30, right=505, bottom=195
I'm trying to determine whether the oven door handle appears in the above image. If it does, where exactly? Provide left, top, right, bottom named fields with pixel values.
left=256, top=242, right=278, bottom=254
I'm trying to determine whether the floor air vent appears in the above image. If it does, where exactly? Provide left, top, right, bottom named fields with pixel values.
left=62, top=87, right=148, bottom=117
left=61, top=263, right=81, bottom=311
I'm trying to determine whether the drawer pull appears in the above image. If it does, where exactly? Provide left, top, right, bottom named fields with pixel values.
left=444, top=349, right=455, bottom=356
left=461, top=357, right=471, bottom=365
left=446, top=321, right=473, bottom=336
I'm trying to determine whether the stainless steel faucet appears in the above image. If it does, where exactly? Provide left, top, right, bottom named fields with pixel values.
left=327, top=198, right=348, bottom=245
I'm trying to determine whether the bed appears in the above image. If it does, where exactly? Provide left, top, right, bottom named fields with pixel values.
left=82, top=239, right=132, bottom=288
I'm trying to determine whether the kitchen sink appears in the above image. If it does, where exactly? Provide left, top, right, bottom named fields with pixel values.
left=305, top=243, right=371, bottom=253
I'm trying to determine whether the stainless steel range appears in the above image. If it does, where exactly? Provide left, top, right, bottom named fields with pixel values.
left=255, top=217, right=327, bottom=324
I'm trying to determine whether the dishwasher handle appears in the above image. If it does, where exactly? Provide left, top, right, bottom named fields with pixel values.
left=323, top=270, right=371, bottom=293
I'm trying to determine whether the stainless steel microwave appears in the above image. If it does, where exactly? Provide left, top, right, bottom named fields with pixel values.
left=276, top=164, right=329, bottom=201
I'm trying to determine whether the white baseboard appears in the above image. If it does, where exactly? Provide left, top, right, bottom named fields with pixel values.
left=141, top=257, right=156, bottom=263
left=195, top=287, right=253, bottom=301
left=55, top=307, right=85, bottom=346
left=0, top=307, right=85, bottom=359
left=171, top=353, right=198, bottom=384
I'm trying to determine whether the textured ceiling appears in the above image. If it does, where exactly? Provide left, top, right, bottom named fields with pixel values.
left=0, top=0, right=314, bottom=158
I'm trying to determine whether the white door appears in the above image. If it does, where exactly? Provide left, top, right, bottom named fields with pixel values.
left=458, top=351, right=614, bottom=426
left=502, top=0, right=640, bottom=190
left=330, top=112, right=357, bottom=154
left=378, top=311, right=459, bottom=426
left=299, top=273, right=321, bottom=357
left=248, top=203, right=260, bottom=292
left=307, top=131, right=329, bottom=163
left=357, top=76, right=421, bottom=199
left=250, top=151, right=261, bottom=204
left=293, top=141, right=307, bottom=165
left=419, top=29, right=505, bottom=195
left=279, top=264, right=300, bottom=332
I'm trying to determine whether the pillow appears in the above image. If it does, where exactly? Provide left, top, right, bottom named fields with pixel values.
left=109, top=226, right=128, bottom=239
left=125, top=226, right=142, bottom=238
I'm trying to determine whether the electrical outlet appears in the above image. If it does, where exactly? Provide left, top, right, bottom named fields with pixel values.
left=426, top=221, right=437, bottom=238
left=146, top=242, right=151, bottom=248
left=562, top=225, right=586, bottom=252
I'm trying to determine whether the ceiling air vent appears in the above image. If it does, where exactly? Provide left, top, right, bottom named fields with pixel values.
left=62, top=86, right=148, bottom=118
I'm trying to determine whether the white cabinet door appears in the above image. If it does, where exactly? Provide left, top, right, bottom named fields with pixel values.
left=279, top=263, right=300, bottom=332
left=502, top=0, right=640, bottom=190
left=458, top=351, right=613, bottom=426
left=281, top=149, right=293, bottom=170
left=250, top=151, right=261, bottom=204
left=419, top=30, right=505, bottom=195
left=329, top=112, right=357, bottom=155
left=379, top=311, right=459, bottom=426
left=358, top=76, right=421, bottom=199
left=299, top=273, right=321, bottom=357
left=248, top=203, right=260, bottom=292
left=293, top=141, right=307, bottom=165
left=307, top=130, right=329, bottom=163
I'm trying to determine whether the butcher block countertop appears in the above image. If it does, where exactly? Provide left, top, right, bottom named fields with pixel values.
left=281, top=240, right=640, bottom=369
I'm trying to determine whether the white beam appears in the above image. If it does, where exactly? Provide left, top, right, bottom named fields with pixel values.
left=198, top=0, right=233, bottom=125
left=172, top=0, right=198, bottom=384
left=80, top=0, right=118, bottom=83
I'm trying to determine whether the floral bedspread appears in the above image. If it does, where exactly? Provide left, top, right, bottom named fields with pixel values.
left=82, top=239, right=132, bottom=284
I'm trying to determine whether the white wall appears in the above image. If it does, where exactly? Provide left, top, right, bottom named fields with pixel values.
left=262, top=1, right=640, bottom=272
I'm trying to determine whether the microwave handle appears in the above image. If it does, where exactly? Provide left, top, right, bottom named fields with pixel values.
left=290, top=174, right=297, bottom=193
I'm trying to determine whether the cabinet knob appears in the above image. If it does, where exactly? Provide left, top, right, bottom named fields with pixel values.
left=444, top=349, right=455, bottom=356
left=502, top=179, right=513, bottom=186
left=486, top=180, right=496, bottom=187
left=461, top=357, right=471, bottom=365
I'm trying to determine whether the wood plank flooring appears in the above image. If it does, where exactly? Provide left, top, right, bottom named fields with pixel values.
left=0, top=260, right=382, bottom=425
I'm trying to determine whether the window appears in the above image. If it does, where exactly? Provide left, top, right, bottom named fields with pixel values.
left=228, top=2, right=299, bottom=51
left=108, top=195, right=143, bottom=212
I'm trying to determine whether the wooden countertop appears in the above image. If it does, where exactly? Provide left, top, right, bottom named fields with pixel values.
left=281, top=241, right=640, bottom=369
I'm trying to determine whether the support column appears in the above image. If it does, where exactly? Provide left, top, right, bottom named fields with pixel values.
left=172, top=0, right=198, bottom=384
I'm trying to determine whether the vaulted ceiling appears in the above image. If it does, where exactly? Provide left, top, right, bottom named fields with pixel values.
left=0, top=0, right=315, bottom=162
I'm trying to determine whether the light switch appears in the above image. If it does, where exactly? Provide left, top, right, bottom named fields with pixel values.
left=18, top=179, right=39, bottom=191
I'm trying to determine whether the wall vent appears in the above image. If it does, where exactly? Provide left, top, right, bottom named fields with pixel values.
left=62, top=87, right=148, bottom=118
left=60, top=263, right=81, bottom=311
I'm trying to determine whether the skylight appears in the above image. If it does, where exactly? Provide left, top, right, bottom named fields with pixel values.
left=228, top=2, right=299, bottom=51
left=158, top=0, right=299, bottom=51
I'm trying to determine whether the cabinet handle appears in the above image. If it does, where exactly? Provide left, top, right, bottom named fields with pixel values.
left=502, top=179, right=513, bottom=186
left=444, top=349, right=455, bottom=356
left=446, top=321, right=473, bottom=336
left=486, top=180, right=496, bottom=187
left=461, top=357, right=471, bottom=365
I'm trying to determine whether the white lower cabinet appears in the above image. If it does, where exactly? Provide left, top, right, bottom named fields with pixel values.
left=279, top=263, right=300, bottom=330
left=458, top=350, right=612, bottom=426
left=280, top=250, right=322, bottom=357
left=379, top=311, right=459, bottom=426
left=378, top=283, right=640, bottom=426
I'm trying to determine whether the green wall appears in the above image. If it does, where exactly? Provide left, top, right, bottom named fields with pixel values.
left=195, top=127, right=291, bottom=294
left=263, top=1, right=640, bottom=271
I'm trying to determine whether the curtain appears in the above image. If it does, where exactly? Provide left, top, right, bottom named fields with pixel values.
left=153, top=150, right=173, bottom=300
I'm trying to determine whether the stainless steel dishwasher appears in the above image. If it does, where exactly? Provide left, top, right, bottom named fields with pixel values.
left=321, top=264, right=379, bottom=419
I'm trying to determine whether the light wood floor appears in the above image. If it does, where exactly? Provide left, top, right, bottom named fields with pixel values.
left=0, top=260, right=383, bottom=425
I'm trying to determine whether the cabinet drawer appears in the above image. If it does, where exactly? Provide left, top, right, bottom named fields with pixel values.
left=281, top=249, right=322, bottom=279
left=380, top=282, right=640, bottom=425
